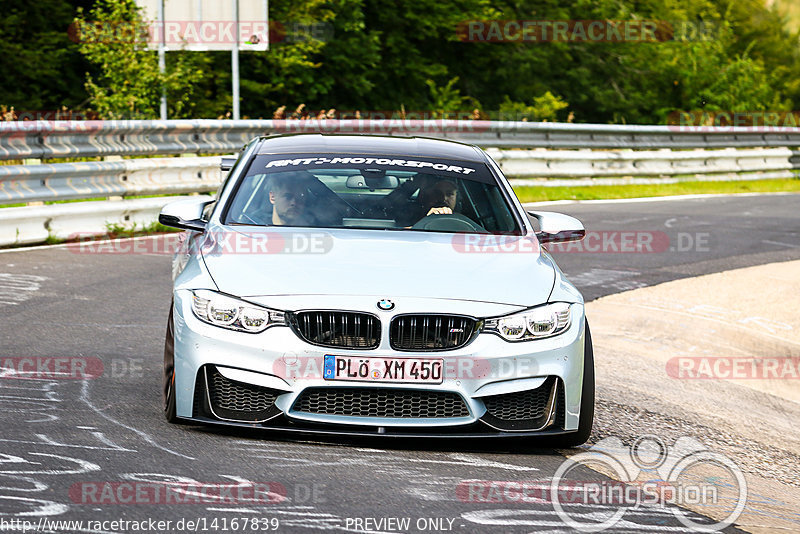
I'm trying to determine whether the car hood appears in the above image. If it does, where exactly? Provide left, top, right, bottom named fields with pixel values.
left=200, top=227, right=554, bottom=307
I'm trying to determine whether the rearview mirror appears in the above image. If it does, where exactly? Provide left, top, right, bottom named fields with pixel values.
left=527, top=211, right=585, bottom=244
left=159, top=197, right=213, bottom=232
left=346, top=175, right=399, bottom=190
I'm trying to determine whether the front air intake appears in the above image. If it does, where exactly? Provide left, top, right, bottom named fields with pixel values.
left=293, top=388, right=469, bottom=419
left=291, top=311, right=380, bottom=349
left=390, top=314, right=477, bottom=351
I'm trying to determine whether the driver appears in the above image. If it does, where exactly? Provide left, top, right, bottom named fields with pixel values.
left=418, top=179, right=458, bottom=217
left=399, top=178, right=459, bottom=226
left=369, top=174, right=461, bottom=226
left=269, top=174, right=317, bottom=226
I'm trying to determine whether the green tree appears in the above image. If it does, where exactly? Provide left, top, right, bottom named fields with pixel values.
left=425, top=77, right=478, bottom=117
left=74, top=0, right=205, bottom=119
left=499, top=92, right=569, bottom=121
left=0, top=0, right=93, bottom=113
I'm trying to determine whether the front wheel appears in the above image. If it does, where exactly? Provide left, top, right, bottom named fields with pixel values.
left=163, top=304, right=186, bottom=424
left=164, top=373, right=179, bottom=424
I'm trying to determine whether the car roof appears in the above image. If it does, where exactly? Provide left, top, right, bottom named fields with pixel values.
left=255, top=133, right=487, bottom=163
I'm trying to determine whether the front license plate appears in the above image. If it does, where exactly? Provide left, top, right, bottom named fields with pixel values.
left=323, top=355, right=444, bottom=384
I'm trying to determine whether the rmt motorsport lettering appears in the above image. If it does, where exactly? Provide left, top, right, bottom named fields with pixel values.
left=266, top=157, right=477, bottom=175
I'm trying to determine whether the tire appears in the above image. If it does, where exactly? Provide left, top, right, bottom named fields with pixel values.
left=163, top=303, right=186, bottom=424
left=546, top=321, right=595, bottom=448
left=164, top=374, right=179, bottom=424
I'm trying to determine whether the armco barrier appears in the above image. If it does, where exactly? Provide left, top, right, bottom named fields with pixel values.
left=1, top=120, right=799, bottom=247
left=0, top=196, right=183, bottom=246
left=5, top=119, right=800, bottom=161
left=487, top=147, right=798, bottom=179
left=0, top=157, right=222, bottom=204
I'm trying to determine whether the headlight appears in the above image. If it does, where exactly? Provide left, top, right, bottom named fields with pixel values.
left=484, top=303, right=572, bottom=341
left=191, top=290, right=285, bottom=333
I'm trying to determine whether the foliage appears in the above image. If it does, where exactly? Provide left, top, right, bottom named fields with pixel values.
left=104, top=220, right=178, bottom=238
left=2, top=0, right=799, bottom=124
left=0, top=0, right=93, bottom=112
left=74, top=0, right=205, bottom=119
left=425, top=77, right=478, bottom=117
left=499, top=92, right=569, bottom=122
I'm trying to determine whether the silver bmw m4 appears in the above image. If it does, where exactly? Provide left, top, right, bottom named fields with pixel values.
left=159, top=133, right=594, bottom=446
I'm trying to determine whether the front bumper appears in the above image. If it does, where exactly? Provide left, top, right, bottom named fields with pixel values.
left=172, top=290, right=587, bottom=435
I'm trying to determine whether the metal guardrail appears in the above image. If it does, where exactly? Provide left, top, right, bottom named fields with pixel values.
left=0, top=157, right=222, bottom=204
left=0, top=196, right=177, bottom=246
left=5, top=119, right=800, bottom=161
left=489, top=147, right=798, bottom=180
left=1, top=119, right=799, bottom=247
left=1, top=147, right=795, bottom=206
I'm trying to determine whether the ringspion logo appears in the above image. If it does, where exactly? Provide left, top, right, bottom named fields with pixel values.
left=550, top=436, right=746, bottom=532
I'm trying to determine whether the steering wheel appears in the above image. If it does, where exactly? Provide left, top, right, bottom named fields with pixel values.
left=411, top=213, right=487, bottom=233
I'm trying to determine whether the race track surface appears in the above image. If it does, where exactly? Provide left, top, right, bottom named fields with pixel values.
left=1, top=193, right=798, bottom=533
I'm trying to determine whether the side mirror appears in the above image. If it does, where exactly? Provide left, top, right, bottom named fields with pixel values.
left=159, top=197, right=213, bottom=232
left=527, top=210, right=585, bottom=244
left=220, top=156, right=237, bottom=172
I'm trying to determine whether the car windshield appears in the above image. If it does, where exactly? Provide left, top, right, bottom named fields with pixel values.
left=224, top=153, right=522, bottom=234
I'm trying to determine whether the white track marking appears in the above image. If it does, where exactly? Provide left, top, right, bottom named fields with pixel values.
left=88, top=431, right=135, bottom=452
left=0, top=437, right=127, bottom=451
left=32, top=433, right=135, bottom=453
left=762, top=239, right=800, bottom=249
left=0, top=273, right=47, bottom=305
left=0, top=495, right=69, bottom=516
left=0, top=453, right=100, bottom=475
left=78, top=381, right=194, bottom=460
left=447, top=454, right=540, bottom=472
left=461, top=508, right=694, bottom=531
left=0, top=475, right=48, bottom=492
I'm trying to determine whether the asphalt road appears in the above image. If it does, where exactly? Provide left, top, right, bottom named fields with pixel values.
left=530, top=193, right=800, bottom=301
left=1, top=193, right=798, bottom=533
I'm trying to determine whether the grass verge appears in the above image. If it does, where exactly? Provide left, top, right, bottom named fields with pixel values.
left=512, top=178, right=800, bottom=202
